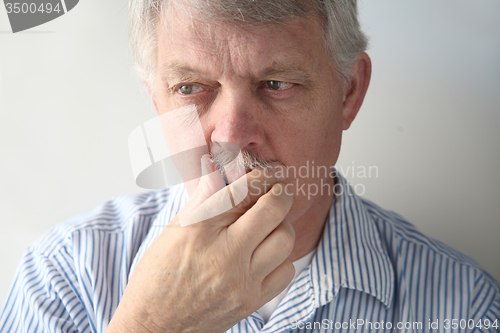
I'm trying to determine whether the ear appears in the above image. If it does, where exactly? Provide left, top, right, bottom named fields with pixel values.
left=342, top=52, right=372, bottom=130
left=143, top=78, right=161, bottom=116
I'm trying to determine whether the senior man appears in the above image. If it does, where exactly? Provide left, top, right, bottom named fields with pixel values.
left=1, top=0, right=499, bottom=332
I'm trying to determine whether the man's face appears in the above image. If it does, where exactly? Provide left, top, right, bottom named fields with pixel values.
left=151, top=7, right=349, bottom=223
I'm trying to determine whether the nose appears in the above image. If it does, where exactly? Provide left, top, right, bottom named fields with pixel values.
left=209, top=89, right=266, bottom=151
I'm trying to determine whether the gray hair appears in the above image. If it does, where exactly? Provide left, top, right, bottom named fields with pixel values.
left=129, top=0, right=368, bottom=91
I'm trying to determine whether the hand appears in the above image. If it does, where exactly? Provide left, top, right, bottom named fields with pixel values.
left=106, top=159, right=295, bottom=333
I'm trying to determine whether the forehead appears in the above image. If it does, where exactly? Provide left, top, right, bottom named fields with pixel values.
left=157, top=5, right=331, bottom=81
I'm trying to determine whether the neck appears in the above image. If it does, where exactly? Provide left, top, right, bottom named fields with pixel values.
left=288, top=177, right=335, bottom=262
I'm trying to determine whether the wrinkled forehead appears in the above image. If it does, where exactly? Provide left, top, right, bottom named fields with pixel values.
left=156, top=4, right=328, bottom=82
left=160, top=0, right=316, bottom=27
left=156, top=0, right=325, bottom=56
left=159, top=4, right=253, bottom=50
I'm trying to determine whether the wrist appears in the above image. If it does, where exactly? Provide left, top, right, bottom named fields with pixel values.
left=106, top=301, right=159, bottom=333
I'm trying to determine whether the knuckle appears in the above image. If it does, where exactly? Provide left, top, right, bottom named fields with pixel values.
left=260, top=198, right=286, bottom=221
left=262, top=204, right=285, bottom=221
left=236, top=191, right=254, bottom=210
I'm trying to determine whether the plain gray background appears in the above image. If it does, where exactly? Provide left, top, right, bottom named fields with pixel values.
left=0, top=0, right=499, bottom=306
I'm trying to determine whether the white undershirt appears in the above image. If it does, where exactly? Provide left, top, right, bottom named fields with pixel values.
left=257, top=250, right=316, bottom=323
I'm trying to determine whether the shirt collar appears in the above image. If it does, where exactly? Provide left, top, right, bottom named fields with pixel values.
left=310, top=171, right=395, bottom=309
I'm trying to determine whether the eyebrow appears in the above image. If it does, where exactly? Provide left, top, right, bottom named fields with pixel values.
left=258, top=64, right=314, bottom=83
left=160, top=62, right=212, bottom=85
left=160, top=60, right=314, bottom=85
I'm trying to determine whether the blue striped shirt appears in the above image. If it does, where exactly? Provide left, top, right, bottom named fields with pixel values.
left=1, top=173, right=499, bottom=332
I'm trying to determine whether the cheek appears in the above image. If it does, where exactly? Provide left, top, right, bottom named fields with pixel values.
left=315, top=99, right=345, bottom=148
left=301, top=108, right=343, bottom=157
left=266, top=100, right=343, bottom=166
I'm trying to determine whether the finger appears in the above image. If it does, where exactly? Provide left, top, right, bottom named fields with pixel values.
left=260, top=259, right=295, bottom=305
left=228, top=164, right=287, bottom=214
left=228, top=182, right=293, bottom=250
left=181, top=164, right=286, bottom=227
left=250, top=219, right=295, bottom=278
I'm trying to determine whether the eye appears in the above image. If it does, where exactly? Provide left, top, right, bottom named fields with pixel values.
left=265, top=81, right=294, bottom=91
left=177, top=84, right=205, bottom=95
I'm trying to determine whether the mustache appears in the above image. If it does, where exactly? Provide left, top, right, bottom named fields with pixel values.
left=209, top=144, right=275, bottom=183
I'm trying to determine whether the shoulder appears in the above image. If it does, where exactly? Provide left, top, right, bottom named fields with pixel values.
left=30, top=186, right=183, bottom=259
left=361, top=197, right=485, bottom=268
left=360, top=197, right=500, bottom=316
left=0, top=187, right=185, bottom=331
